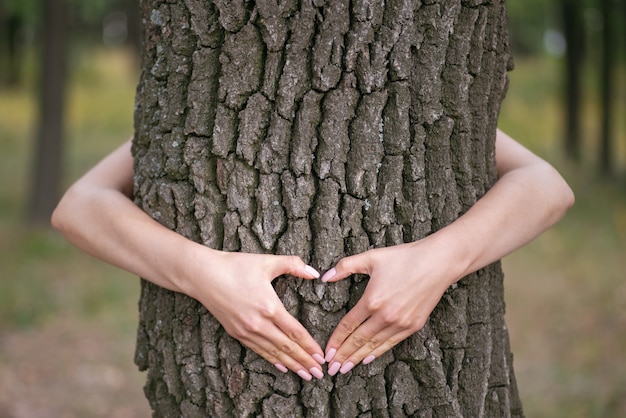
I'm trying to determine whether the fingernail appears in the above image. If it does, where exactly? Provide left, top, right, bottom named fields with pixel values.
left=309, top=367, right=324, bottom=379
left=325, top=348, right=336, bottom=363
left=274, top=363, right=288, bottom=373
left=297, top=369, right=313, bottom=381
left=363, top=355, right=376, bottom=365
left=328, top=361, right=341, bottom=376
left=313, top=353, right=326, bottom=365
left=321, top=268, right=336, bottom=283
left=339, top=361, right=355, bottom=374
left=304, top=265, right=320, bottom=278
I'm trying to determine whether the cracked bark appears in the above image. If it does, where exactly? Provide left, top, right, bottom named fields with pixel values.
left=132, top=0, right=523, bottom=416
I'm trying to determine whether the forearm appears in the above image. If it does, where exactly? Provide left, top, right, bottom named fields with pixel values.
left=51, top=140, right=210, bottom=294
left=430, top=158, right=574, bottom=283
left=52, top=183, right=207, bottom=293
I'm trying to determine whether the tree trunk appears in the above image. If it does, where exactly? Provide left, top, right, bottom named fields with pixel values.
left=28, top=0, right=68, bottom=224
left=132, top=1, right=522, bottom=416
left=599, top=0, right=614, bottom=176
left=561, top=0, right=584, bottom=162
left=0, top=7, right=23, bottom=87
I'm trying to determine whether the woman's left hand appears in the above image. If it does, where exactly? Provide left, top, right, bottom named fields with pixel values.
left=321, top=237, right=460, bottom=376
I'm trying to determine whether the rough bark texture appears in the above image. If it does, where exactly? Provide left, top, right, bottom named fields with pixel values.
left=132, top=0, right=522, bottom=416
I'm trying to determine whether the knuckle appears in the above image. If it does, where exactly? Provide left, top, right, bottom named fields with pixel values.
left=286, top=255, right=302, bottom=272
left=335, top=257, right=350, bottom=271
left=259, top=301, right=278, bottom=319
left=385, top=313, right=413, bottom=330
left=242, top=317, right=263, bottom=334
left=365, top=296, right=385, bottom=314
left=288, top=328, right=304, bottom=341
left=352, top=335, right=366, bottom=348
left=366, top=337, right=380, bottom=349
left=339, top=320, right=356, bottom=335
left=269, top=348, right=281, bottom=358
left=280, top=341, right=296, bottom=355
left=394, top=314, right=413, bottom=330
left=380, top=309, right=398, bottom=326
left=336, top=256, right=358, bottom=275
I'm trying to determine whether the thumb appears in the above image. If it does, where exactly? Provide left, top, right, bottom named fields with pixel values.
left=321, top=252, right=372, bottom=283
left=270, top=255, right=320, bottom=281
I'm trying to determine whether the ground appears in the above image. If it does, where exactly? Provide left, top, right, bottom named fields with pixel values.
left=0, top=310, right=149, bottom=418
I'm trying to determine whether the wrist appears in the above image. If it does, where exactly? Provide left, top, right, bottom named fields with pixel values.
left=172, top=240, right=219, bottom=297
left=418, top=226, right=475, bottom=286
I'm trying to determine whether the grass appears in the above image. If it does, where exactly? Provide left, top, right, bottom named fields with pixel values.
left=0, top=46, right=625, bottom=417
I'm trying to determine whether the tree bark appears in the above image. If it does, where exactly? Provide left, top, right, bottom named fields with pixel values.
left=132, top=1, right=522, bottom=416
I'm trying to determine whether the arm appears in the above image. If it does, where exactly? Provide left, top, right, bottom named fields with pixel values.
left=52, top=140, right=326, bottom=380
left=321, top=129, right=575, bottom=375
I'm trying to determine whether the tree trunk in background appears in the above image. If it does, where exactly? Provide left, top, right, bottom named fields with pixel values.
left=132, top=0, right=522, bottom=416
left=125, top=0, right=142, bottom=54
left=0, top=6, right=23, bottom=87
left=561, top=0, right=584, bottom=162
left=28, top=0, right=67, bottom=224
left=599, top=0, right=614, bottom=176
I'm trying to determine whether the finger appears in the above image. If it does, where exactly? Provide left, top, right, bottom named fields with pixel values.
left=331, top=325, right=409, bottom=375
left=274, top=316, right=326, bottom=365
left=324, top=313, right=386, bottom=375
left=255, top=293, right=326, bottom=376
left=321, top=251, right=373, bottom=283
left=355, top=328, right=415, bottom=367
left=324, top=303, right=371, bottom=362
left=260, top=263, right=326, bottom=363
left=240, top=328, right=320, bottom=380
left=270, top=255, right=320, bottom=280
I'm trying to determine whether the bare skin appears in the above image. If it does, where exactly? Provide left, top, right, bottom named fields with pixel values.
left=51, top=129, right=574, bottom=379
left=321, top=130, right=575, bottom=375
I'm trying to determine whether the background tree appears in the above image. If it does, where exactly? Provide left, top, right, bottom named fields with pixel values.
left=599, top=0, right=615, bottom=176
left=561, top=0, right=584, bottom=162
left=25, top=0, right=140, bottom=224
left=132, top=0, right=522, bottom=416
left=27, top=0, right=68, bottom=224
left=0, top=4, right=23, bottom=86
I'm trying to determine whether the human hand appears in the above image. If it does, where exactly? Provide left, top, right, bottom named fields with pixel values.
left=186, top=249, right=326, bottom=380
left=321, top=239, right=459, bottom=375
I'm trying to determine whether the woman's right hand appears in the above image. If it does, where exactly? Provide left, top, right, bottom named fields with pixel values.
left=182, top=247, right=326, bottom=381
left=51, top=140, right=326, bottom=380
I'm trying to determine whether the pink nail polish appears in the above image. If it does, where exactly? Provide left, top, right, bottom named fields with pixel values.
left=309, top=367, right=324, bottom=379
left=363, top=355, right=376, bottom=365
left=304, top=265, right=320, bottom=278
left=274, top=363, right=288, bottom=373
left=328, top=361, right=341, bottom=376
left=339, top=361, right=355, bottom=374
left=297, top=369, right=313, bottom=381
left=321, top=268, right=336, bottom=283
left=325, top=348, right=337, bottom=363
left=313, top=353, right=326, bottom=365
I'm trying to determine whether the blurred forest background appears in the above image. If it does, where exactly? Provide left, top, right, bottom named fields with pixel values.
left=0, top=0, right=624, bottom=417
